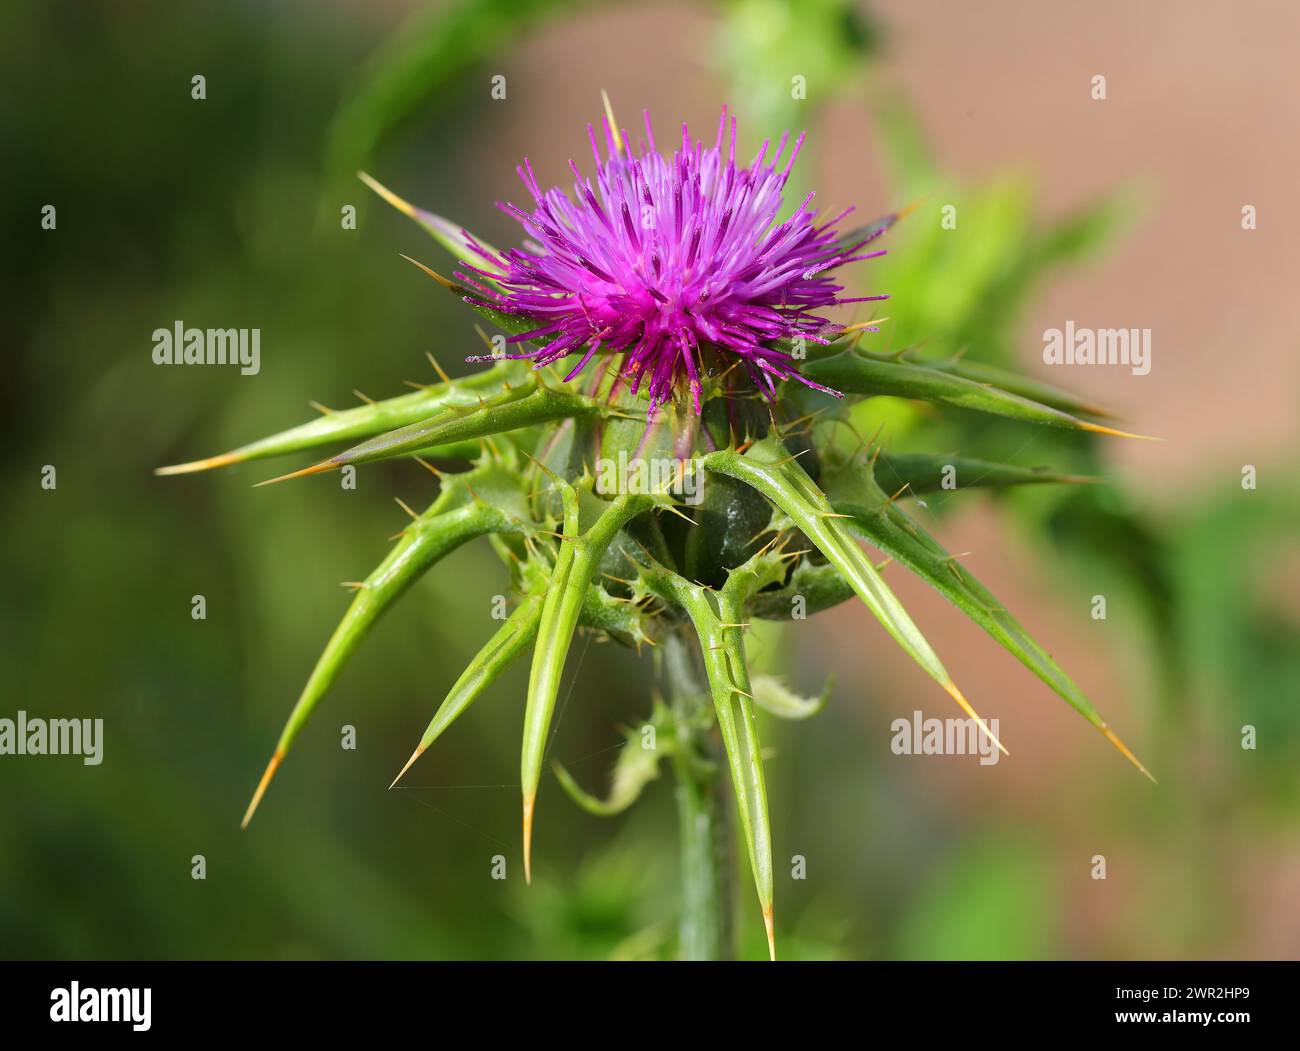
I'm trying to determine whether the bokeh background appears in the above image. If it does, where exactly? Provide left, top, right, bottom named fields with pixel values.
left=2, top=0, right=1297, bottom=959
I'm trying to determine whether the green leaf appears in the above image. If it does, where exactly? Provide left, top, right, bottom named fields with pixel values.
left=155, top=361, right=520, bottom=476
left=390, top=589, right=545, bottom=788
left=578, top=579, right=655, bottom=650
left=520, top=487, right=659, bottom=881
left=833, top=206, right=911, bottom=257
left=873, top=452, right=1097, bottom=495
left=801, top=349, right=1148, bottom=437
left=240, top=463, right=533, bottom=827
left=750, top=674, right=831, bottom=720
left=702, top=437, right=1003, bottom=755
left=395, top=252, right=571, bottom=345
left=639, top=564, right=775, bottom=960
left=257, top=378, right=602, bottom=484
left=906, top=354, right=1114, bottom=419
left=822, top=453, right=1153, bottom=781
left=360, top=172, right=505, bottom=276
left=552, top=703, right=672, bottom=817
left=746, top=560, right=854, bottom=620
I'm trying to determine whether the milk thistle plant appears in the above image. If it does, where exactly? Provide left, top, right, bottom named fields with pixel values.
left=161, top=101, right=1154, bottom=961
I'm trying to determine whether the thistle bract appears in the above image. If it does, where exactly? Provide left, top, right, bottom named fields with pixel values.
left=160, top=103, right=1154, bottom=961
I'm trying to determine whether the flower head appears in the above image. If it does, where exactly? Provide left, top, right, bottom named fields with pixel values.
left=455, top=107, right=889, bottom=415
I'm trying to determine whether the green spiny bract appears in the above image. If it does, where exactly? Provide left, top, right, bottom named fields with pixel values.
left=158, top=171, right=1154, bottom=963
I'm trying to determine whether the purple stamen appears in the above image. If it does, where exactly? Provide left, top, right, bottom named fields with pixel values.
left=465, top=107, right=891, bottom=414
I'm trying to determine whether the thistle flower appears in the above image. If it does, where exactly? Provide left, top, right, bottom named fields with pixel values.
left=458, top=104, right=887, bottom=415
left=159, top=101, right=1155, bottom=962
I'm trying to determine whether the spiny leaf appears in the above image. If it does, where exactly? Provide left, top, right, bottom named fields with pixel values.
left=833, top=202, right=917, bottom=256
left=156, top=362, right=518, bottom=476
left=257, top=379, right=602, bottom=484
left=802, top=349, right=1152, bottom=438
left=746, top=560, right=855, bottom=621
left=520, top=488, right=661, bottom=882
left=716, top=564, right=785, bottom=961
left=905, top=353, right=1114, bottom=419
left=640, top=564, right=775, bottom=960
left=241, top=467, right=533, bottom=827
left=872, top=452, right=1098, bottom=495
left=552, top=703, right=672, bottom=817
left=579, top=579, right=655, bottom=650
left=823, top=457, right=1154, bottom=782
left=394, top=248, right=575, bottom=349
left=390, top=590, right=544, bottom=789
left=703, top=437, right=1005, bottom=757
left=749, top=674, right=832, bottom=720
left=360, top=171, right=505, bottom=276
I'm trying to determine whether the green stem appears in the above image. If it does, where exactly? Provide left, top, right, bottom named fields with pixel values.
left=663, top=630, right=732, bottom=961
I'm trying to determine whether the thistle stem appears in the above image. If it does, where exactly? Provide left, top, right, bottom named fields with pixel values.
left=663, top=630, right=733, bottom=960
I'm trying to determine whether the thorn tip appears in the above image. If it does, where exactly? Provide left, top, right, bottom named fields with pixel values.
left=155, top=451, right=244, bottom=476
left=389, top=745, right=425, bottom=790
left=399, top=253, right=459, bottom=290
left=944, top=682, right=1008, bottom=756
left=253, top=460, right=338, bottom=486
left=241, top=749, right=284, bottom=829
left=1079, top=420, right=1162, bottom=442
left=1100, top=725, right=1157, bottom=784
left=522, top=793, right=535, bottom=885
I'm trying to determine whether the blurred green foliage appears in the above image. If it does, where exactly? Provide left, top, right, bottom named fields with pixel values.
left=2, top=0, right=1295, bottom=960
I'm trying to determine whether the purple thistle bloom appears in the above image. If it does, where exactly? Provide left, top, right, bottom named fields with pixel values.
left=455, top=107, right=890, bottom=416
